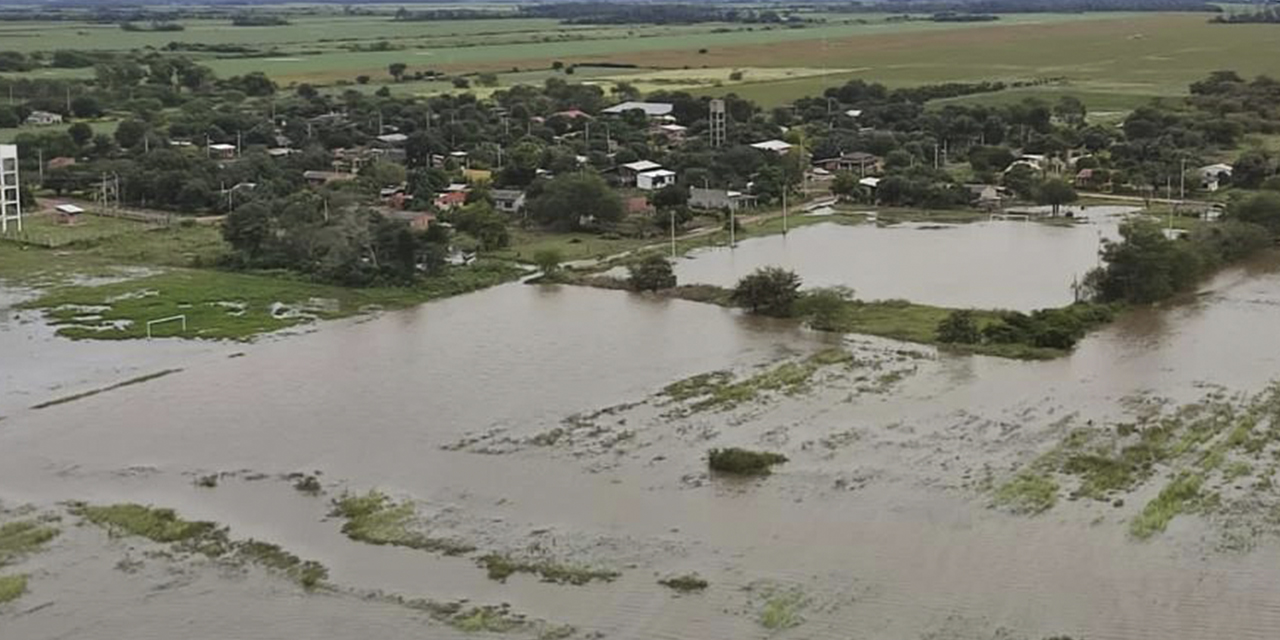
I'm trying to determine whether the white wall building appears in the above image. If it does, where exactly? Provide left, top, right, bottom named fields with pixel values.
left=636, top=169, right=676, bottom=191
left=1, top=145, right=20, bottom=233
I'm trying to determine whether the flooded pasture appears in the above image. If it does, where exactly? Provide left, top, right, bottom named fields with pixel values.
left=674, top=212, right=1130, bottom=311
left=4, top=229, right=1280, bottom=640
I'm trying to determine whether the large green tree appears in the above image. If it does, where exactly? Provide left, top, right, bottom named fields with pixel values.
left=526, top=172, right=623, bottom=231
left=731, top=267, right=802, bottom=317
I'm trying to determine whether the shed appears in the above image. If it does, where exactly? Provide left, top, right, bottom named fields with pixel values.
left=636, top=169, right=676, bottom=191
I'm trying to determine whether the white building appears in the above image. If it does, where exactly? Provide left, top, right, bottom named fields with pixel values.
left=25, top=110, right=63, bottom=126
left=636, top=169, right=676, bottom=191
left=750, top=139, right=793, bottom=154
left=1, top=145, right=20, bottom=233
left=601, top=101, right=674, bottom=118
left=1198, top=163, right=1233, bottom=192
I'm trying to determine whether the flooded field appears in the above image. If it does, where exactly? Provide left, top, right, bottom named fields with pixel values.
left=4, top=234, right=1280, bottom=639
left=674, top=212, right=1129, bottom=311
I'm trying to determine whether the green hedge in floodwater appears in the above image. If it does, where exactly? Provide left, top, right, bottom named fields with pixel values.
left=708, top=447, right=788, bottom=476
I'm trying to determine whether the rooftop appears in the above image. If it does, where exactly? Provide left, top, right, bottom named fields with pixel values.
left=602, top=101, right=674, bottom=117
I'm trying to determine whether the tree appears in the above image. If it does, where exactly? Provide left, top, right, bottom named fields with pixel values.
left=628, top=253, right=676, bottom=292
left=1002, top=163, right=1037, bottom=199
left=68, top=122, right=93, bottom=146
left=649, top=184, right=688, bottom=211
left=70, top=95, right=102, bottom=118
left=795, top=286, right=854, bottom=331
left=1035, top=179, right=1078, bottom=216
left=452, top=77, right=470, bottom=89
left=1086, top=219, right=1204, bottom=304
left=1233, top=151, right=1273, bottom=189
left=114, top=118, right=148, bottom=149
left=731, top=266, right=802, bottom=317
left=533, top=248, right=563, bottom=276
left=388, top=62, right=408, bottom=82
left=450, top=202, right=510, bottom=250
left=937, top=310, right=981, bottom=344
left=356, top=75, right=370, bottom=85
left=831, top=171, right=860, bottom=199
left=1230, top=191, right=1280, bottom=235
left=526, top=172, right=623, bottom=231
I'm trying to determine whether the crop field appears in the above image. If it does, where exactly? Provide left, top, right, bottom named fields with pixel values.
left=5, top=9, right=1280, bottom=113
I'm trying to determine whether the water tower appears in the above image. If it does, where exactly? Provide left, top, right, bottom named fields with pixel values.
left=0, top=145, right=19, bottom=234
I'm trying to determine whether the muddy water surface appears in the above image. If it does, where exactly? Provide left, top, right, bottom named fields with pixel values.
left=3, top=245, right=1280, bottom=640
left=674, top=213, right=1129, bottom=310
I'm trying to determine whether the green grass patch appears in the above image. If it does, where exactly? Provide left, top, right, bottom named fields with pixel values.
left=759, top=589, right=807, bottom=631
left=73, top=503, right=327, bottom=589
left=708, top=447, right=789, bottom=477
left=0, top=519, right=59, bottom=568
left=74, top=503, right=223, bottom=546
left=236, top=540, right=328, bottom=590
left=451, top=606, right=524, bottom=633
left=0, top=574, right=27, bottom=604
left=1130, top=473, right=1205, bottom=540
left=21, top=261, right=521, bottom=341
left=478, top=553, right=620, bottom=586
left=330, top=491, right=474, bottom=556
left=0, top=213, right=155, bottom=248
left=994, top=472, right=1059, bottom=515
left=658, top=573, right=709, bottom=592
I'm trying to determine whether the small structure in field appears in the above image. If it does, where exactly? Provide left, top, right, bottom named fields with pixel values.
left=54, top=203, right=86, bottom=224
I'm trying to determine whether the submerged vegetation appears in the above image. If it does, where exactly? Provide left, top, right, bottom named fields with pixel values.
left=661, top=348, right=855, bottom=414
left=0, top=518, right=59, bottom=605
left=72, top=503, right=327, bottom=589
left=659, top=573, right=709, bottom=592
left=708, top=448, right=789, bottom=476
left=995, top=384, right=1280, bottom=542
left=330, top=491, right=475, bottom=556
left=22, top=262, right=520, bottom=341
left=758, top=589, right=808, bottom=630
left=479, top=553, right=620, bottom=585
left=0, top=575, right=28, bottom=605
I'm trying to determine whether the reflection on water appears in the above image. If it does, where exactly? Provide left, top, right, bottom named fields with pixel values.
left=674, top=217, right=1123, bottom=310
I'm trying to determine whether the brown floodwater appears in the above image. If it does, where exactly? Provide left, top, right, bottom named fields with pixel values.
left=673, top=211, right=1131, bottom=311
left=3, top=242, right=1280, bottom=639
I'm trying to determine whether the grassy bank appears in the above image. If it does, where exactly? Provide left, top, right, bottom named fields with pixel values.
left=572, top=276, right=1076, bottom=360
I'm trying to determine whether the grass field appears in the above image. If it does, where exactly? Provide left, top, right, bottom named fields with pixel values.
left=0, top=119, right=120, bottom=144
left=0, top=212, right=155, bottom=248
left=5, top=11, right=1277, bottom=112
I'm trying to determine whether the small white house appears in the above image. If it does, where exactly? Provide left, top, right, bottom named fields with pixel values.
left=208, top=143, right=237, bottom=159
left=25, top=110, right=63, bottom=126
left=620, top=160, right=663, bottom=185
left=636, top=169, right=676, bottom=191
left=1198, top=163, right=1233, bottom=192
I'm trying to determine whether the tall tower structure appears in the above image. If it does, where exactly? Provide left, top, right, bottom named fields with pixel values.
left=0, top=145, right=20, bottom=234
left=709, top=99, right=726, bottom=148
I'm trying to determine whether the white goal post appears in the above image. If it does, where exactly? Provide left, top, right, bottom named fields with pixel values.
left=146, top=315, right=187, bottom=339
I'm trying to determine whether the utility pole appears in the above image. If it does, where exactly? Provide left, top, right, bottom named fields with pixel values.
left=670, top=209, right=676, bottom=258
left=37, top=148, right=43, bottom=183
left=1179, top=157, right=1186, bottom=202
left=729, top=207, right=736, bottom=249
left=782, top=186, right=788, bottom=235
